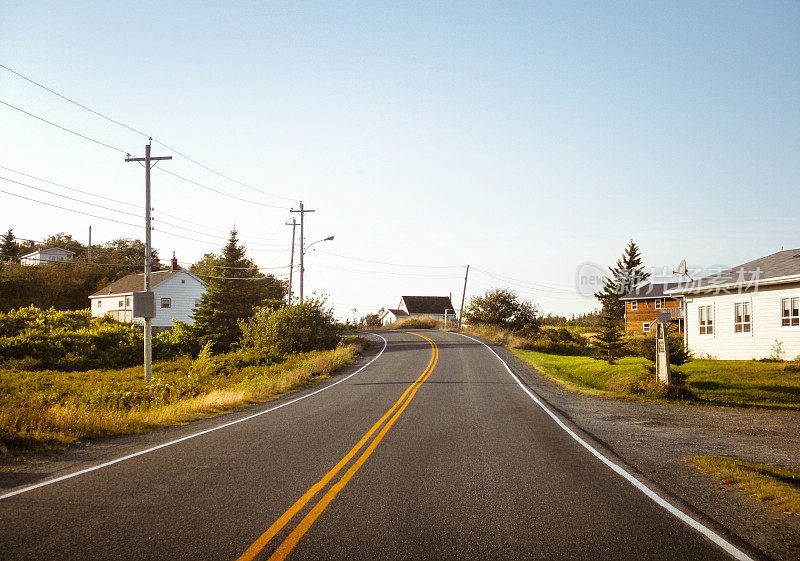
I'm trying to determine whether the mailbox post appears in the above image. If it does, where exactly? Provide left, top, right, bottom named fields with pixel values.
left=655, top=312, right=672, bottom=385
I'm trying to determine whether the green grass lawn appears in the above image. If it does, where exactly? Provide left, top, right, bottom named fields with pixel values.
left=513, top=350, right=800, bottom=409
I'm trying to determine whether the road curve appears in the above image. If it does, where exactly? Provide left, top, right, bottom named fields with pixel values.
left=1, top=330, right=749, bottom=560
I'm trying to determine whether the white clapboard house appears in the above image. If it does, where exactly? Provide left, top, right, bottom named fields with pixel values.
left=89, top=255, right=205, bottom=331
left=668, top=248, right=800, bottom=360
left=381, top=295, right=458, bottom=326
left=20, top=247, right=75, bottom=265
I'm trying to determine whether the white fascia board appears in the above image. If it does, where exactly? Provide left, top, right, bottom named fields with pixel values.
left=666, top=274, right=800, bottom=295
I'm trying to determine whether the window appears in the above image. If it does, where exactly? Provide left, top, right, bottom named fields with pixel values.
left=734, top=301, right=752, bottom=333
left=782, top=297, right=800, bottom=327
left=194, top=299, right=201, bottom=307
left=643, top=322, right=651, bottom=333
left=181, top=279, right=186, bottom=284
left=126, top=296, right=131, bottom=307
left=699, top=305, right=713, bottom=335
left=97, top=300, right=102, bottom=309
left=630, top=301, right=638, bottom=311
left=654, top=298, right=662, bottom=309
left=118, top=300, right=124, bottom=308
left=161, top=298, right=171, bottom=308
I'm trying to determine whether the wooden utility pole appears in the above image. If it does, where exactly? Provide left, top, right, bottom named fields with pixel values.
left=290, top=202, right=315, bottom=304
left=458, top=264, right=470, bottom=328
left=285, top=217, right=297, bottom=305
left=87, top=225, right=92, bottom=263
left=125, top=140, right=171, bottom=382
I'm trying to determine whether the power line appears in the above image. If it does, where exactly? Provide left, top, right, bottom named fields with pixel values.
left=0, top=175, right=143, bottom=219
left=0, top=63, right=150, bottom=138
left=0, top=99, right=129, bottom=155
left=315, top=249, right=464, bottom=269
left=0, top=63, right=298, bottom=202
left=471, top=267, right=575, bottom=294
left=155, top=167, right=290, bottom=209
left=0, top=163, right=140, bottom=209
left=153, top=139, right=296, bottom=202
left=314, top=263, right=455, bottom=279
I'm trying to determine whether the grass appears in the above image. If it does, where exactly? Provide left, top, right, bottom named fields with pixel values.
left=0, top=339, right=365, bottom=452
left=511, top=350, right=659, bottom=397
left=687, top=456, right=800, bottom=516
left=679, top=360, right=800, bottom=409
left=512, top=350, right=800, bottom=408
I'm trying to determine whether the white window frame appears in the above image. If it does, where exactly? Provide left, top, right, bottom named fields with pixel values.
left=97, top=300, right=102, bottom=309
left=654, top=298, right=662, bottom=310
left=698, top=303, right=714, bottom=336
left=733, top=298, right=753, bottom=336
left=780, top=295, right=800, bottom=329
left=630, top=301, right=638, bottom=311
left=642, top=322, right=651, bottom=333
left=118, top=300, right=124, bottom=308
left=161, top=298, right=171, bottom=309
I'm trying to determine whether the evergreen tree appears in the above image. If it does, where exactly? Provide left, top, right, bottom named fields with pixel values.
left=594, top=314, right=626, bottom=363
left=1, top=228, right=20, bottom=259
left=594, top=240, right=650, bottom=321
left=192, top=228, right=286, bottom=352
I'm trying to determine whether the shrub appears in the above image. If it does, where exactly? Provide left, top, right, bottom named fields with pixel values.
left=154, top=320, right=202, bottom=359
left=239, top=299, right=341, bottom=355
left=465, top=289, right=541, bottom=333
left=626, top=333, right=691, bottom=366
left=525, top=328, right=592, bottom=356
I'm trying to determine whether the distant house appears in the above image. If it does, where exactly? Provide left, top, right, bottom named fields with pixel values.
left=669, top=248, right=800, bottom=360
left=381, top=295, right=457, bottom=326
left=89, top=255, right=205, bottom=331
left=620, top=283, right=685, bottom=334
left=20, top=247, right=75, bottom=265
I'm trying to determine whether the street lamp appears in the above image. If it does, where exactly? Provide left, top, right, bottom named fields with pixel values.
left=300, top=235, right=334, bottom=303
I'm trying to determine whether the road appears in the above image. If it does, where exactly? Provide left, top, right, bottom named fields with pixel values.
left=0, top=330, right=754, bottom=560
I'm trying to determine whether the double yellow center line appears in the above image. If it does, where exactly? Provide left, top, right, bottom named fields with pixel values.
left=236, top=332, right=438, bottom=561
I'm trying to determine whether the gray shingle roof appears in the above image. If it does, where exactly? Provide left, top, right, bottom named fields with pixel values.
left=621, top=283, right=682, bottom=300
left=669, top=248, right=800, bottom=294
left=90, top=269, right=179, bottom=297
left=401, top=296, right=456, bottom=315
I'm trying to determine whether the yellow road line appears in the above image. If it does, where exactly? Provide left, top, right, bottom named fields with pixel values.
left=236, top=333, right=438, bottom=561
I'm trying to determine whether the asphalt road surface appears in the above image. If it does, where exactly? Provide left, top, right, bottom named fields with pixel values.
left=0, top=331, right=754, bottom=560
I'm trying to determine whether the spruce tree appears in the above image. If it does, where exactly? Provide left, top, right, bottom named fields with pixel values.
left=1, top=228, right=20, bottom=259
left=192, top=228, right=285, bottom=352
left=594, top=240, right=650, bottom=322
left=594, top=314, right=626, bottom=363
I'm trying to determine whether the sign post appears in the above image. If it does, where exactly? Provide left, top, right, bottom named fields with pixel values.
left=655, top=312, right=672, bottom=385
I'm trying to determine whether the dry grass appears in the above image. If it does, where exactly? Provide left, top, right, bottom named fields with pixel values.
left=687, top=456, right=800, bottom=516
left=383, top=316, right=445, bottom=330
left=0, top=341, right=364, bottom=451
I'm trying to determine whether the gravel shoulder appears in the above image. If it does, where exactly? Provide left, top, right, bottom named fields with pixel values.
left=495, top=343, right=800, bottom=561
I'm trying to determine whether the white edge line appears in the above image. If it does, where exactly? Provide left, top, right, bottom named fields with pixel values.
left=456, top=333, right=754, bottom=561
left=0, top=334, right=389, bottom=501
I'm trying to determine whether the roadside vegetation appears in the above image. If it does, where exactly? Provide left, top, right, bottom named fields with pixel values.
left=0, top=230, right=360, bottom=453
left=687, top=456, right=800, bottom=516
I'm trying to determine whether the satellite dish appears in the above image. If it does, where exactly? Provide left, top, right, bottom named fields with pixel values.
left=673, top=259, right=692, bottom=280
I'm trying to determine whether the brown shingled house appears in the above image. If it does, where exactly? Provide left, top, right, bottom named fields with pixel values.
left=620, top=283, right=684, bottom=334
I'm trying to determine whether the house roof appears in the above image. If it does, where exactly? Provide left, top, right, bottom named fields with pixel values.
left=384, top=308, right=408, bottom=317
left=89, top=268, right=202, bottom=297
left=20, top=246, right=75, bottom=258
left=401, top=296, right=456, bottom=315
left=621, top=282, right=682, bottom=300
left=668, top=248, right=800, bottom=295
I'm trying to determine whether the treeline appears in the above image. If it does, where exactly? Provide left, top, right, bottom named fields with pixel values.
left=0, top=228, right=162, bottom=313
left=539, top=312, right=603, bottom=328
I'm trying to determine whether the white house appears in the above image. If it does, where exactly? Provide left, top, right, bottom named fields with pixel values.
left=20, top=247, right=75, bottom=265
left=381, top=296, right=458, bottom=326
left=668, top=248, right=800, bottom=360
left=89, top=255, right=205, bottom=331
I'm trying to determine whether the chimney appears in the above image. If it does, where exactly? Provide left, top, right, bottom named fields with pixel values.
left=170, top=251, right=179, bottom=272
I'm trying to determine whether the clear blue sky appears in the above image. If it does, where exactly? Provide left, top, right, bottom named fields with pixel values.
left=2, top=2, right=798, bottom=319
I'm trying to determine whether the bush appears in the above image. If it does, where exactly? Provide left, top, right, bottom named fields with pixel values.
left=154, top=320, right=202, bottom=359
left=626, top=333, right=691, bottom=366
left=239, top=299, right=342, bottom=355
left=465, top=289, right=541, bottom=333
left=525, top=328, right=593, bottom=356
left=0, top=306, right=143, bottom=370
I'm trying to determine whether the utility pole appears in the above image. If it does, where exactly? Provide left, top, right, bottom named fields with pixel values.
left=458, top=264, right=470, bottom=328
left=290, top=202, right=315, bottom=304
left=285, top=217, right=297, bottom=305
left=87, top=225, right=92, bottom=263
left=126, top=140, right=171, bottom=382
